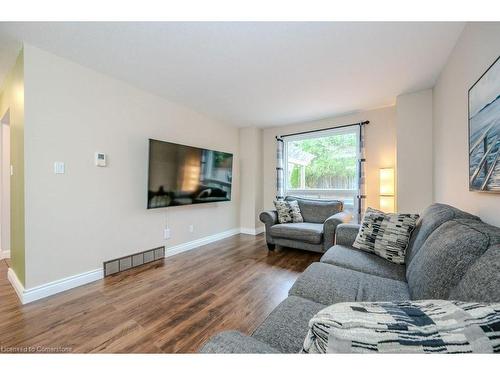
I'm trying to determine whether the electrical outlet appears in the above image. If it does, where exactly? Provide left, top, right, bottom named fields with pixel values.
left=164, top=228, right=171, bottom=239
left=189, top=225, right=194, bottom=233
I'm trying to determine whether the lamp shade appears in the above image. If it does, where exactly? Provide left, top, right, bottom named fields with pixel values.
left=379, top=196, right=395, bottom=213
left=379, top=168, right=395, bottom=196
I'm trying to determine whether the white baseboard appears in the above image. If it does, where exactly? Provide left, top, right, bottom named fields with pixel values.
left=7, top=268, right=24, bottom=302
left=240, top=226, right=265, bottom=235
left=0, top=249, right=10, bottom=259
left=7, top=227, right=244, bottom=304
left=8, top=267, right=103, bottom=305
left=165, top=228, right=240, bottom=258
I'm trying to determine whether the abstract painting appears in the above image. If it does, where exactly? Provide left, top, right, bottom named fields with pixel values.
left=469, top=56, right=500, bottom=192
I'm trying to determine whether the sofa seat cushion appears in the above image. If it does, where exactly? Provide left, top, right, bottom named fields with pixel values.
left=289, top=262, right=410, bottom=306
left=251, top=296, right=326, bottom=353
left=320, top=245, right=406, bottom=281
left=199, top=331, right=279, bottom=353
left=270, top=222, right=323, bottom=244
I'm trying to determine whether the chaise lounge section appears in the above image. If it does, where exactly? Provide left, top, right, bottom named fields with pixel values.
left=200, top=203, right=500, bottom=353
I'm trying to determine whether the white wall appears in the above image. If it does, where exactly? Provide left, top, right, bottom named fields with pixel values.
left=262, top=106, right=396, bottom=211
left=396, top=89, right=433, bottom=213
left=239, top=127, right=264, bottom=233
left=23, top=44, right=240, bottom=289
left=433, top=22, right=500, bottom=227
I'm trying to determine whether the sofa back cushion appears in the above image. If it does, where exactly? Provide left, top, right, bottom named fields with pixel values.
left=407, top=218, right=500, bottom=300
left=449, top=244, right=500, bottom=302
left=405, top=203, right=480, bottom=269
left=285, top=196, right=343, bottom=224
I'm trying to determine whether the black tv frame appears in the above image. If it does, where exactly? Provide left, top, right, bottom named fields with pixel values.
left=147, top=138, right=233, bottom=209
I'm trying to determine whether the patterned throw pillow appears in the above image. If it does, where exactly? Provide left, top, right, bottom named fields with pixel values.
left=273, top=200, right=304, bottom=223
left=303, top=300, right=500, bottom=354
left=288, top=201, right=304, bottom=223
left=353, top=207, right=419, bottom=264
left=274, top=200, right=293, bottom=223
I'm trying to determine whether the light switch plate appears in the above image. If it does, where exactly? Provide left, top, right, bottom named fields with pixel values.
left=95, top=152, right=107, bottom=167
left=54, top=162, right=65, bottom=174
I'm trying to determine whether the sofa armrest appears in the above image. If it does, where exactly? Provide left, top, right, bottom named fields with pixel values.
left=323, top=211, right=353, bottom=251
left=199, top=331, right=280, bottom=353
left=259, top=210, right=278, bottom=226
left=334, top=223, right=361, bottom=247
left=260, top=210, right=279, bottom=246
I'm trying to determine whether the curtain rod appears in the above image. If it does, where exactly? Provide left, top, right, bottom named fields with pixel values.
left=276, top=120, right=369, bottom=139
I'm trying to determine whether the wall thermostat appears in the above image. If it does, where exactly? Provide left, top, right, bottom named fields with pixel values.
left=95, top=152, right=107, bottom=167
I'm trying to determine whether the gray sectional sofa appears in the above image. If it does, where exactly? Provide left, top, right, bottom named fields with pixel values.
left=200, top=203, right=500, bottom=353
left=259, top=196, right=352, bottom=253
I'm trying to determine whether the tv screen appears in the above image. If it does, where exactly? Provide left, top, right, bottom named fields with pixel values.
left=147, top=139, right=233, bottom=209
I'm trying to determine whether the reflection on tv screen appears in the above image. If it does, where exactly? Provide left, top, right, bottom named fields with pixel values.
left=147, top=139, right=233, bottom=209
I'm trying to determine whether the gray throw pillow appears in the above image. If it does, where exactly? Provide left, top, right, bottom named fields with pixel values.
left=303, top=300, right=500, bottom=354
left=353, top=207, right=419, bottom=264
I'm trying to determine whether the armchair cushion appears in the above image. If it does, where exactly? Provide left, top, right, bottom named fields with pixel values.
left=270, top=222, right=323, bottom=244
left=285, top=196, right=343, bottom=223
left=320, top=245, right=406, bottom=281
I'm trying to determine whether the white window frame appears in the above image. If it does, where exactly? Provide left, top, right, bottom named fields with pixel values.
left=283, top=126, right=360, bottom=212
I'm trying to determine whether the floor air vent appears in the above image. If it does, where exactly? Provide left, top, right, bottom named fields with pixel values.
left=103, top=246, right=165, bottom=277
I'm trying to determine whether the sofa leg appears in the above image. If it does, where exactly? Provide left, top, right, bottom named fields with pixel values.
left=267, top=243, right=276, bottom=251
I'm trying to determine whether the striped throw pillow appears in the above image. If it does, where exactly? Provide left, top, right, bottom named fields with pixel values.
left=303, top=300, right=500, bottom=354
left=353, top=207, right=419, bottom=264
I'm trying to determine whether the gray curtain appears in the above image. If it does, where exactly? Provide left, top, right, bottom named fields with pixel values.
left=276, top=137, right=284, bottom=200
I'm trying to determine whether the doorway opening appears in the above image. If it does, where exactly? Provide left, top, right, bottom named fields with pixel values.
left=0, top=109, right=11, bottom=262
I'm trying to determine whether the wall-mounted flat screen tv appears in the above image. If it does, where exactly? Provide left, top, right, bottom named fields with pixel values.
left=147, top=139, right=233, bottom=209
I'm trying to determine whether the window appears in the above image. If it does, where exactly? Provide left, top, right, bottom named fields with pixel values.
left=283, top=126, right=360, bottom=214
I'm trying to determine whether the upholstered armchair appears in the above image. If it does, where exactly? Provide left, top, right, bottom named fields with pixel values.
left=259, top=196, right=352, bottom=253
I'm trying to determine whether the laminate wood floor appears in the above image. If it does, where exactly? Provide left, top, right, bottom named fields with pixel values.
left=0, top=234, right=320, bottom=353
